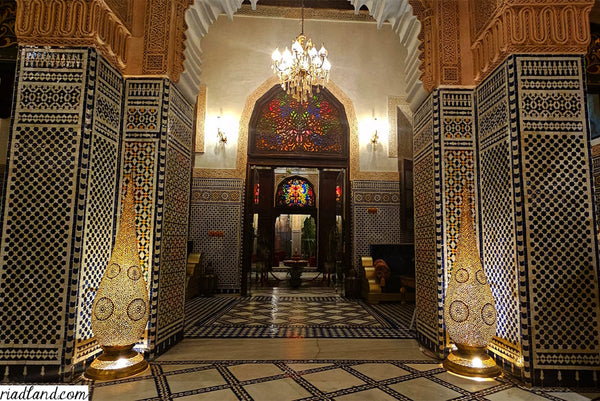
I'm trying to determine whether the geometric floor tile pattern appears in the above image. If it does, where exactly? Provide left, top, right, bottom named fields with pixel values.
left=88, top=356, right=600, bottom=400
left=86, top=289, right=600, bottom=400
left=185, top=290, right=415, bottom=339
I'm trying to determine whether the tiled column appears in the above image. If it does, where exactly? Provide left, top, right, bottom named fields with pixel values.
left=0, top=47, right=124, bottom=382
left=413, top=89, right=477, bottom=356
left=121, top=79, right=194, bottom=356
left=477, top=55, right=600, bottom=386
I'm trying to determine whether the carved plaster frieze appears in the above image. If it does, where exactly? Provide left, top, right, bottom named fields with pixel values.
left=142, top=0, right=193, bottom=82
left=15, top=0, right=131, bottom=71
left=472, top=1, right=594, bottom=82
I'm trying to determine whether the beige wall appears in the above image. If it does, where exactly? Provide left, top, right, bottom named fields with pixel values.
left=195, top=14, right=409, bottom=173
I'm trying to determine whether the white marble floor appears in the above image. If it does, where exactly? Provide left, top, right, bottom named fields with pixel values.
left=87, top=288, right=600, bottom=400
left=88, top=338, right=600, bottom=401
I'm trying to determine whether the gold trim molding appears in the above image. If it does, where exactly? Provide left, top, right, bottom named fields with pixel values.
left=15, top=0, right=131, bottom=71
left=472, top=1, right=594, bottom=83
left=195, top=85, right=206, bottom=154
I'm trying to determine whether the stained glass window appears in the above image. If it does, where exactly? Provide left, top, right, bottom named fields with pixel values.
left=254, top=183, right=260, bottom=205
left=276, top=177, right=315, bottom=208
left=253, top=87, right=345, bottom=154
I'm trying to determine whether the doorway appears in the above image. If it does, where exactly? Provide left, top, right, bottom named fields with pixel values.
left=243, top=166, right=348, bottom=295
left=241, top=84, right=350, bottom=295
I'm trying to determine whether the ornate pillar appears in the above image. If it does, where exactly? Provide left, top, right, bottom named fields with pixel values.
left=412, top=0, right=599, bottom=387
left=0, top=46, right=124, bottom=383
left=121, top=78, right=194, bottom=357
left=0, top=0, right=195, bottom=382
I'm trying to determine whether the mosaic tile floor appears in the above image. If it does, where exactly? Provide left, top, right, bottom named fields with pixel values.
left=86, top=288, right=600, bottom=400
left=88, top=339, right=600, bottom=401
left=184, top=290, right=414, bottom=339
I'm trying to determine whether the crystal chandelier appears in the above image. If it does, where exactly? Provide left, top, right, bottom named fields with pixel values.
left=271, top=0, right=331, bottom=103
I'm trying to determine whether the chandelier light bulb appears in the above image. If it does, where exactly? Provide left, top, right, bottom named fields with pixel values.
left=272, top=48, right=281, bottom=62
left=292, top=40, right=303, bottom=55
left=322, top=58, right=331, bottom=72
left=282, top=47, right=292, bottom=64
left=319, top=44, right=328, bottom=57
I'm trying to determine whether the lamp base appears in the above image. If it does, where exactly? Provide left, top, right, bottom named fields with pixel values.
left=443, top=345, right=502, bottom=379
left=85, top=344, right=148, bottom=381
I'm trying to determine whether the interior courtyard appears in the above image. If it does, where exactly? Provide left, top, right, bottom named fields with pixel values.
left=1, top=0, right=600, bottom=400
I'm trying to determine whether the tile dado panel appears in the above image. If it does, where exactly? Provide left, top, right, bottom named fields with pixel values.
left=413, top=89, right=478, bottom=357
left=74, top=55, right=124, bottom=364
left=477, top=55, right=600, bottom=387
left=189, top=178, right=244, bottom=293
left=413, top=94, right=440, bottom=353
left=121, top=79, right=194, bottom=357
left=516, top=56, right=599, bottom=386
left=156, top=85, right=193, bottom=350
left=351, top=180, right=403, bottom=272
left=477, top=60, right=523, bottom=377
left=0, top=48, right=122, bottom=382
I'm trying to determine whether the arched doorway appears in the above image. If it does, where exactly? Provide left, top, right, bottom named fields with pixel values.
left=241, top=85, right=350, bottom=295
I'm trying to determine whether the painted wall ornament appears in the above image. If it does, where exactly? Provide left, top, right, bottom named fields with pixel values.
left=86, top=177, right=150, bottom=380
left=443, top=185, right=501, bottom=378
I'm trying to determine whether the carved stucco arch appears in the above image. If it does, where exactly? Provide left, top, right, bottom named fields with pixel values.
left=176, top=0, right=427, bottom=111
left=193, top=75, right=398, bottom=180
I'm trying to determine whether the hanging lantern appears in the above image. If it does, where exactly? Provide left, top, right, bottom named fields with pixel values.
left=86, top=177, right=150, bottom=380
left=443, top=185, right=501, bottom=378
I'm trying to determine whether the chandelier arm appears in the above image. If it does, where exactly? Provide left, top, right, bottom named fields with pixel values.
left=301, top=0, right=304, bottom=35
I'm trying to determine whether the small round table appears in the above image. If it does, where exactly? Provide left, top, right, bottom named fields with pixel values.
left=283, top=259, right=308, bottom=288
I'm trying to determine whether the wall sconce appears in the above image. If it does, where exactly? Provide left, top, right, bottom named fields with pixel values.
left=370, top=117, right=379, bottom=151
left=217, top=116, right=227, bottom=144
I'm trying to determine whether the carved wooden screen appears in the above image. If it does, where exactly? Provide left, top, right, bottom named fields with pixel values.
left=249, top=85, right=349, bottom=161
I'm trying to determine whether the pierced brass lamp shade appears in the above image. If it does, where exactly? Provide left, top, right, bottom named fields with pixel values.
left=86, top=178, right=149, bottom=380
left=442, top=187, right=501, bottom=379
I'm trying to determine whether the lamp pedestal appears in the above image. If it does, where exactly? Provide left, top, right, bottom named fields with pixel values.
left=443, top=344, right=501, bottom=379
left=85, top=344, right=148, bottom=381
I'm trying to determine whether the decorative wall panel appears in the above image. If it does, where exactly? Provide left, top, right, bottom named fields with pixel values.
left=74, top=56, right=124, bottom=364
left=351, top=180, right=404, bottom=271
left=121, top=78, right=193, bottom=356
left=0, top=48, right=88, bottom=377
left=592, top=145, right=600, bottom=230
left=413, top=93, right=442, bottom=353
left=515, top=56, right=600, bottom=386
left=0, top=47, right=124, bottom=382
left=189, top=178, right=244, bottom=293
left=476, top=55, right=600, bottom=387
left=15, top=0, right=131, bottom=72
left=413, top=89, right=478, bottom=357
left=477, top=60, right=523, bottom=376
left=156, top=84, right=193, bottom=348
